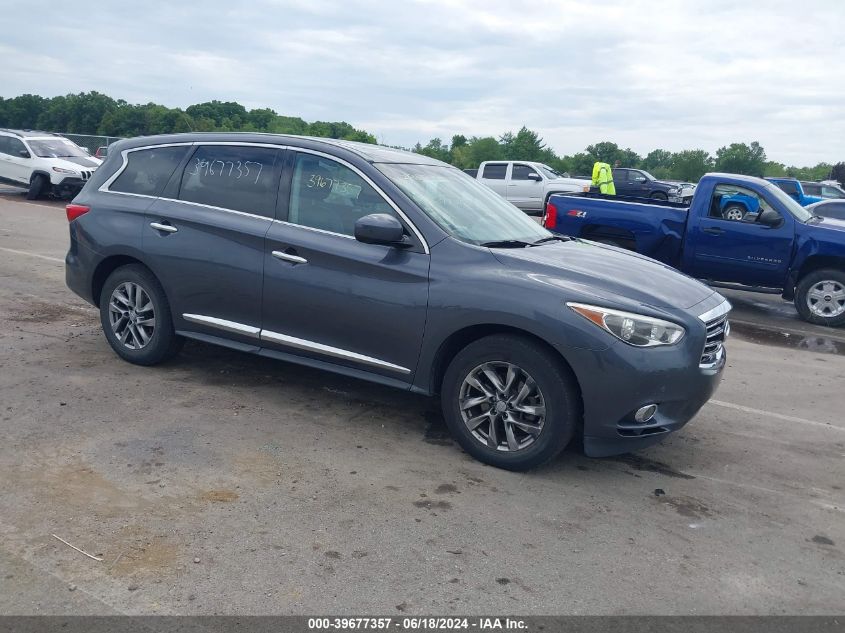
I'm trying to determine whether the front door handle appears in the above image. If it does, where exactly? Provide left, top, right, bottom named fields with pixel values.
left=272, top=250, right=308, bottom=265
left=150, top=222, right=177, bottom=233
left=702, top=227, right=724, bottom=235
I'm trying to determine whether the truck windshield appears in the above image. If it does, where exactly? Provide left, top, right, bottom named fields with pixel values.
left=765, top=183, right=814, bottom=222
left=378, top=163, right=551, bottom=246
left=538, top=165, right=568, bottom=179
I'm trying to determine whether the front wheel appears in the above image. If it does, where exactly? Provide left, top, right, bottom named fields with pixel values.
left=441, top=334, right=580, bottom=471
left=795, top=269, right=845, bottom=327
left=649, top=192, right=668, bottom=201
left=26, top=174, right=47, bottom=200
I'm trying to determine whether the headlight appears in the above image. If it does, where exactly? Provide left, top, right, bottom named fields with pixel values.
left=567, top=302, right=685, bottom=347
left=52, top=166, right=78, bottom=174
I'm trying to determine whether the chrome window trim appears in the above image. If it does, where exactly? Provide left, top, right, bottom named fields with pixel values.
left=698, top=300, right=732, bottom=323
left=182, top=313, right=410, bottom=374
left=182, top=313, right=260, bottom=338
left=99, top=141, right=430, bottom=254
left=260, top=329, right=411, bottom=374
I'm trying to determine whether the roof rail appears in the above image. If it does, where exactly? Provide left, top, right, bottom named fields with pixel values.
left=0, top=128, right=24, bottom=137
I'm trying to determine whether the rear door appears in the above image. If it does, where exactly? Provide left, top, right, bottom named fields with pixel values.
left=506, top=163, right=544, bottom=211
left=142, top=143, right=281, bottom=342
left=260, top=150, right=429, bottom=381
left=612, top=169, right=632, bottom=196
left=687, top=182, right=794, bottom=287
left=479, top=163, right=509, bottom=197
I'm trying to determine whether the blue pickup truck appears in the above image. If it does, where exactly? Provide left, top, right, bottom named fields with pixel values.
left=544, top=173, right=845, bottom=327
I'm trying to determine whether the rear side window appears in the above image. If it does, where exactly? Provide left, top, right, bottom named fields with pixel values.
left=776, top=180, right=800, bottom=196
left=803, top=183, right=821, bottom=196
left=110, top=146, right=189, bottom=197
left=179, top=145, right=281, bottom=217
left=482, top=163, right=507, bottom=180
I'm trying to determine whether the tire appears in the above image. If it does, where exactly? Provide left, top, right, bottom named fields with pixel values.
left=441, top=334, right=580, bottom=471
left=649, top=192, right=668, bottom=201
left=794, top=269, right=845, bottom=327
left=723, top=205, right=746, bottom=221
left=99, top=264, right=183, bottom=365
left=26, top=174, right=47, bottom=200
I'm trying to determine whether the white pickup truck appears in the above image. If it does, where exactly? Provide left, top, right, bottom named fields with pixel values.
left=471, top=161, right=591, bottom=215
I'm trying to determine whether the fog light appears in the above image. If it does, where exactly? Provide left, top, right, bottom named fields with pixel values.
left=634, top=404, right=658, bottom=423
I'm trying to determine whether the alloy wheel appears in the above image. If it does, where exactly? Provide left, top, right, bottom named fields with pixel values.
left=458, top=362, right=546, bottom=452
left=108, top=282, right=156, bottom=349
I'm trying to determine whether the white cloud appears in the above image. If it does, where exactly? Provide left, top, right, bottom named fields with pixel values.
left=0, top=0, right=843, bottom=164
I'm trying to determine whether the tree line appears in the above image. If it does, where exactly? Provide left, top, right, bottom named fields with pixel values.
left=1, top=92, right=841, bottom=183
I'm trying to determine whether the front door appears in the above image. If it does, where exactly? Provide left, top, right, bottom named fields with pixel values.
left=506, top=163, right=545, bottom=211
left=688, top=182, right=794, bottom=287
left=2, top=137, right=34, bottom=184
left=261, top=151, right=429, bottom=381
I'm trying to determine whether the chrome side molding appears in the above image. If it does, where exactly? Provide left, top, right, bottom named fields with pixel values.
left=182, top=314, right=410, bottom=374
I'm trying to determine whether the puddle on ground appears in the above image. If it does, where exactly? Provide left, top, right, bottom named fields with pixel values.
left=729, top=321, right=845, bottom=356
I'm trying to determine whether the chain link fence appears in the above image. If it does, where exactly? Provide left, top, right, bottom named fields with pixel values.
left=58, top=133, right=124, bottom=156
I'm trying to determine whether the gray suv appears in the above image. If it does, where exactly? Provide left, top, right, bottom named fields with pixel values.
left=65, top=133, right=730, bottom=471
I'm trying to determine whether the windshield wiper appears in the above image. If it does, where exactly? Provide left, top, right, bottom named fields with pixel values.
left=480, top=239, right=532, bottom=248
left=531, top=235, right=571, bottom=245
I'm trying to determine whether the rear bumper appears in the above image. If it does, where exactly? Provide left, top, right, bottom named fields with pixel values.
left=65, top=223, right=98, bottom=306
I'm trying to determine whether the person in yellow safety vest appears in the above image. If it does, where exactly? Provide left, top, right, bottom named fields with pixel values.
left=591, top=161, right=616, bottom=195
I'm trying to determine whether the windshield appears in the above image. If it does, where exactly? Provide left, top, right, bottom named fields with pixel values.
left=28, top=138, right=90, bottom=158
left=378, top=163, right=551, bottom=246
left=538, top=164, right=568, bottom=179
left=765, top=183, right=814, bottom=222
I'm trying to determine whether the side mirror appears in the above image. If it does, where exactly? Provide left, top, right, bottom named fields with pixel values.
left=758, top=208, right=783, bottom=228
left=354, top=213, right=407, bottom=246
left=18, top=149, right=30, bottom=158
left=527, top=172, right=542, bottom=181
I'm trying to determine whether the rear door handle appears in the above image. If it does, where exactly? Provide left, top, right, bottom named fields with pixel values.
left=702, top=227, right=724, bottom=235
left=150, top=222, right=177, bottom=233
left=272, top=250, right=308, bottom=265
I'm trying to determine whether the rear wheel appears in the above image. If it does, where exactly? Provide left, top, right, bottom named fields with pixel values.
left=441, top=334, right=580, bottom=471
left=26, top=174, right=47, bottom=200
left=99, top=264, right=183, bottom=365
left=795, top=269, right=845, bottom=327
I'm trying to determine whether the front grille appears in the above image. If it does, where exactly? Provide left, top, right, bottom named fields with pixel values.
left=80, top=170, right=93, bottom=181
left=700, top=312, right=728, bottom=367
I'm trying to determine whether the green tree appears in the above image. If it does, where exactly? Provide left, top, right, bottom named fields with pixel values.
left=829, top=162, right=845, bottom=185
left=416, top=137, right=451, bottom=162
left=500, top=126, right=547, bottom=161
left=670, top=150, right=713, bottom=182
left=642, top=149, right=673, bottom=172
left=714, top=141, right=767, bottom=176
left=465, top=136, right=503, bottom=166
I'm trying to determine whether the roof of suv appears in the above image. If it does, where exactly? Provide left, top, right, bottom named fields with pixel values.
left=113, top=132, right=446, bottom=166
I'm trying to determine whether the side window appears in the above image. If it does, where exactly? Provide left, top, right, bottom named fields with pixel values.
left=776, top=180, right=800, bottom=197
left=287, top=153, right=397, bottom=237
left=110, top=146, right=190, bottom=197
left=511, top=164, right=538, bottom=180
left=481, top=163, right=507, bottom=180
left=3, top=137, right=27, bottom=157
left=179, top=145, right=280, bottom=217
left=0, top=137, right=10, bottom=156
left=822, top=186, right=845, bottom=199
left=803, top=183, right=821, bottom=196
left=709, top=184, right=777, bottom=223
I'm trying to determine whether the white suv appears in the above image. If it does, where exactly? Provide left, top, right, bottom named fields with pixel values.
left=0, top=129, right=102, bottom=199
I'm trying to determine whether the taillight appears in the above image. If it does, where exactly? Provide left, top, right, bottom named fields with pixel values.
left=543, top=201, right=557, bottom=228
left=66, top=204, right=90, bottom=222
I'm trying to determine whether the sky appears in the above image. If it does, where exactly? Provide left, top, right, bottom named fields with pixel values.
left=2, top=0, right=843, bottom=165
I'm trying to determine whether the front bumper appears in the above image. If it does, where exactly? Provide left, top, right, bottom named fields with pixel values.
left=558, top=300, right=729, bottom=457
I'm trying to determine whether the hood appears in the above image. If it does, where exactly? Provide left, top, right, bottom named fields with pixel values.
left=59, top=156, right=102, bottom=168
left=807, top=216, right=845, bottom=235
left=492, top=239, right=715, bottom=311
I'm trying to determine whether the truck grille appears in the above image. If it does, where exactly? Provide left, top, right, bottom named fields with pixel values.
left=80, top=170, right=94, bottom=181
left=698, top=301, right=731, bottom=368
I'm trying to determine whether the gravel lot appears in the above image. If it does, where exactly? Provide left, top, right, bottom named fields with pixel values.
left=0, top=189, right=843, bottom=615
